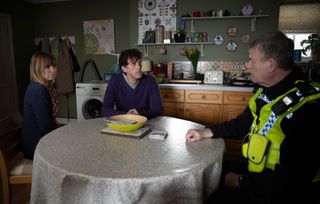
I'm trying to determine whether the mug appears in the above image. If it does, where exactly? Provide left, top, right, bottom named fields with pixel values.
left=193, top=32, right=199, bottom=42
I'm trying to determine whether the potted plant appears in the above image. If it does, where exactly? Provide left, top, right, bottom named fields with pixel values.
left=300, top=33, right=320, bottom=61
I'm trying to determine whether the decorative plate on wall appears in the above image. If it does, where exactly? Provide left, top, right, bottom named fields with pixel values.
left=241, top=4, right=254, bottom=16
left=240, top=34, right=251, bottom=44
left=144, top=0, right=156, bottom=10
left=226, top=40, right=238, bottom=52
left=213, top=34, right=224, bottom=45
left=226, top=26, right=238, bottom=37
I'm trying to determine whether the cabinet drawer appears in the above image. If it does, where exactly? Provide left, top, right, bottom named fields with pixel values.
left=185, top=90, right=223, bottom=104
left=223, top=91, right=253, bottom=105
left=160, top=89, right=185, bottom=102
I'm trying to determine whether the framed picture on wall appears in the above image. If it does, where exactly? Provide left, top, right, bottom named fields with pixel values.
left=83, top=19, right=115, bottom=55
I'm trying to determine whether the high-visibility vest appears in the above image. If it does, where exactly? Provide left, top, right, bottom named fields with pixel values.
left=242, top=81, right=320, bottom=173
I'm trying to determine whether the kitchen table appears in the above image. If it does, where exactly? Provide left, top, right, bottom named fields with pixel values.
left=30, top=116, right=225, bottom=204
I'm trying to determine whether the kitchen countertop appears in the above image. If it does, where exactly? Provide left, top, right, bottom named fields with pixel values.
left=158, top=83, right=254, bottom=92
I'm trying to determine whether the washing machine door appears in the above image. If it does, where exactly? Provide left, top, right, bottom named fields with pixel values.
left=82, top=98, right=103, bottom=119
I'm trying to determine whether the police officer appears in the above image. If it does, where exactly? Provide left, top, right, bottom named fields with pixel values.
left=186, top=31, right=320, bottom=204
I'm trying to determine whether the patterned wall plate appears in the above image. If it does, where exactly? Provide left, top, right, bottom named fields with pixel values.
left=226, top=26, right=238, bottom=37
left=144, top=0, right=156, bottom=10
left=226, top=40, right=238, bottom=52
left=213, top=34, right=224, bottom=45
left=240, top=34, right=251, bottom=44
left=241, top=4, right=254, bottom=16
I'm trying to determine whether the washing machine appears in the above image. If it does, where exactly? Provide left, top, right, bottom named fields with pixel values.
left=76, top=81, right=107, bottom=121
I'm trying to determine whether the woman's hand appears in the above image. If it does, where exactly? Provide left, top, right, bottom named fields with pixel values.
left=185, top=128, right=213, bottom=142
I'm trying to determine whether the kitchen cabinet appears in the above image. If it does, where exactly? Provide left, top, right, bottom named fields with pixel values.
left=185, top=103, right=222, bottom=126
left=160, top=88, right=185, bottom=119
left=160, top=89, right=223, bottom=125
left=160, top=86, right=254, bottom=161
left=222, top=91, right=253, bottom=121
left=184, top=90, right=223, bottom=125
left=162, top=102, right=185, bottom=119
left=160, top=88, right=252, bottom=124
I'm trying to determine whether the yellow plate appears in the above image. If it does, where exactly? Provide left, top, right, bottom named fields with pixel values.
left=105, top=114, right=147, bottom=132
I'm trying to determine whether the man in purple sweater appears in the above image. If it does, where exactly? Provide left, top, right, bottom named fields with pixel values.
left=101, top=48, right=163, bottom=119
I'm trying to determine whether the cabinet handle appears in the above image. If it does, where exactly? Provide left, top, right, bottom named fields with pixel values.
left=202, top=95, right=206, bottom=99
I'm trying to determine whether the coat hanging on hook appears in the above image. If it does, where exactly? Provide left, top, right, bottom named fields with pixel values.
left=63, top=36, right=81, bottom=73
left=56, top=38, right=75, bottom=94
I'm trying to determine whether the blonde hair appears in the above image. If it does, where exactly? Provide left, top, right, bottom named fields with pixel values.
left=29, top=52, right=57, bottom=85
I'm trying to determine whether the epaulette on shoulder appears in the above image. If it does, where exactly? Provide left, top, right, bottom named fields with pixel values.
left=271, top=81, right=320, bottom=116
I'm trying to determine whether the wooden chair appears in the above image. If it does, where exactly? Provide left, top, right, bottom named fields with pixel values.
left=0, top=113, right=32, bottom=204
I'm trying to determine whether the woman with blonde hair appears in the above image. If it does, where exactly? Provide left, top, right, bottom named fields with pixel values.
left=21, top=51, right=58, bottom=159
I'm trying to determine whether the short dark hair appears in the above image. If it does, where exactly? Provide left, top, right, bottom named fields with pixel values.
left=250, top=31, right=294, bottom=70
left=119, top=48, right=142, bottom=69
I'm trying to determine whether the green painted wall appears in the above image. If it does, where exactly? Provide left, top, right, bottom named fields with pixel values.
left=30, top=0, right=132, bottom=118
left=2, top=0, right=280, bottom=119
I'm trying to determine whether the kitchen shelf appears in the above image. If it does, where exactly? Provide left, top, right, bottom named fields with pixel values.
left=181, top=15, right=270, bottom=32
left=136, top=15, right=269, bottom=57
left=135, top=42, right=214, bottom=57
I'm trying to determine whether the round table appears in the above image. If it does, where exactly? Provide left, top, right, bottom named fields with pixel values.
left=30, top=116, right=225, bottom=204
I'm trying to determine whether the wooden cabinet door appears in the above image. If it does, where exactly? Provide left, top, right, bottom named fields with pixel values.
left=184, top=103, right=222, bottom=125
left=160, top=88, right=184, bottom=103
left=222, top=91, right=253, bottom=122
left=222, top=104, right=247, bottom=122
left=162, top=102, right=185, bottom=119
left=160, top=89, right=185, bottom=118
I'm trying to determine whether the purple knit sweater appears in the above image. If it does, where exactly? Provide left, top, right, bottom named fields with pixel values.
left=101, top=74, right=163, bottom=119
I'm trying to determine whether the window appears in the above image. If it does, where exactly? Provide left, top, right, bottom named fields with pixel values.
left=279, top=3, right=320, bottom=61
left=286, top=33, right=312, bottom=58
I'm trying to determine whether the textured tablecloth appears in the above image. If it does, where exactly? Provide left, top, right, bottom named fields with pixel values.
left=30, top=116, right=225, bottom=204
